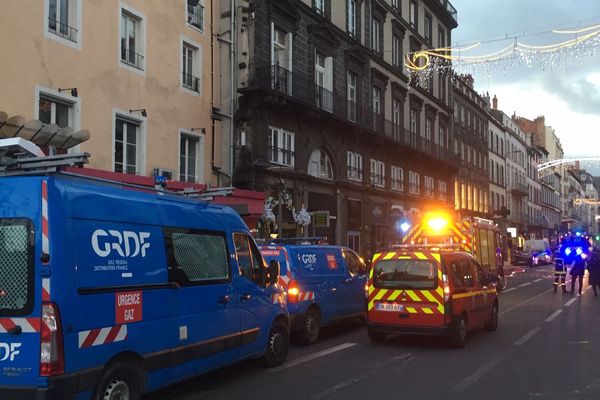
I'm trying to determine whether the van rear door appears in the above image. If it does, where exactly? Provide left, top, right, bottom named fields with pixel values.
left=0, top=217, right=40, bottom=387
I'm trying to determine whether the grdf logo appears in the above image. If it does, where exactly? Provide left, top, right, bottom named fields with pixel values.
left=0, top=343, right=22, bottom=362
left=91, top=230, right=151, bottom=258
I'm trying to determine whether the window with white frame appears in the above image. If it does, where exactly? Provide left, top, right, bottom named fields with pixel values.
left=347, top=70, right=357, bottom=122
left=392, top=0, right=400, bottom=11
left=370, top=159, right=385, bottom=187
left=438, top=180, right=447, bottom=200
left=347, top=151, right=363, bottom=181
left=425, top=175, right=435, bottom=197
left=409, top=170, right=420, bottom=194
left=271, top=24, right=293, bottom=94
left=425, top=117, right=432, bottom=142
left=409, top=0, right=417, bottom=29
left=268, top=127, right=294, bottom=166
left=392, top=98, right=402, bottom=139
left=438, top=26, right=446, bottom=47
left=424, top=14, right=432, bottom=41
left=179, top=132, right=204, bottom=183
left=47, top=0, right=79, bottom=43
left=371, top=18, right=381, bottom=53
left=391, top=165, right=404, bottom=191
left=309, top=149, right=334, bottom=180
left=347, top=0, right=356, bottom=36
left=315, top=51, right=333, bottom=112
left=392, top=34, right=402, bottom=67
left=120, top=8, right=144, bottom=70
left=182, top=41, right=201, bottom=92
left=187, top=0, right=204, bottom=31
left=372, top=86, right=381, bottom=115
left=314, top=0, right=325, bottom=14
left=410, top=108, right=418, bottom=134
left=38, top=94, right=74, bottom=128
left=114, top=116, right=142, bottom=175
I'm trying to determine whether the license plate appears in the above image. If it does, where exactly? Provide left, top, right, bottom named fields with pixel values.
left=375, top=303, right=404, bottom=312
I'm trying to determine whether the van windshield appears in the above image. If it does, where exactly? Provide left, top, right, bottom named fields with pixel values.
left=373, top=259, right=437, bottom=290
left=0, top=219, right=34, bottom=316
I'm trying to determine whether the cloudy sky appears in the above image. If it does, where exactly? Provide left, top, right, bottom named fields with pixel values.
left=451, top=0, right=600, bottom=158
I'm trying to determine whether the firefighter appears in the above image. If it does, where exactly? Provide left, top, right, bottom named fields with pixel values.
left=553, top=254, right=567, bottom=293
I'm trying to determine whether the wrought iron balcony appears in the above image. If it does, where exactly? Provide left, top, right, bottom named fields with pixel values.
left=121, top=48, right=144, bottom=70
left=249, top=65, right=459, bottom=167
left=438, top=0, right=458, bottom=24
left=48, top=18, right=77, bottom=42
left=511, top=182, right=529, bottom=197
left=182, top=72, right=200, bottom=92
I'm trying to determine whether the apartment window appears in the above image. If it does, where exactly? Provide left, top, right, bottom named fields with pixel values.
left=182, top=41, right=201, bottom=93
left=315, top=51, right=333, bottom=112
left=47, top=0, right=79, bottom=43
left=437, top=125, right=446, bottom=148
left=409, top=0, right=417, bottom=29
left=179, top=132, right=204, bottom=183
left=309, top=149, right=334, bottom=180
left=410, top=108, right=418, bottom=134
left=314, top=0, right=325, bottom=15
left=120, top=8, right=145, bottom=70
left=438, top=25, right=446, bottom=47
left=409, top=170, right=420, bottom=194
left=347, top=0, right=356, bottom=37
left=424, top=14, right=432, bottom=42
left=268, top=127, right=295, bottom=166
left=370, top=159, right=385, bottom=188
left=439, top=180, right=447, bottom=200
left=271, top=24, right=293, bottom=94
left=38, top=94, right=73, bottom=128
left=347, top=71, right=357, bottom=122
left=372, top=86, right=382, bottom=131
left=392, top=34, right=402, bottom=67
left=425, top=176, right=435, bottom=197
left=391, top=165, right=404, bottom=191
left=347, top=151, right=363, bottom=182
left=371, top=18, right=381, bottom=53
left=392, top=98, right=402, bottom=140
left=392, top=0, right=401, bottom=12
left=425, top=117, right=432, bottom=142
left=438, top=73, right=446, bottom=103
left=187, top=0, right=204, bottom=31
left=114, top=116, right=142, bottom=175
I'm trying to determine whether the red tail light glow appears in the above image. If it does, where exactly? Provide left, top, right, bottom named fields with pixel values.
left=40, top=302, right=64, bottom=376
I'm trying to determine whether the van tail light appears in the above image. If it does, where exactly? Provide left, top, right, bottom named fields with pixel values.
left=442, top=274, right=451, bottom=302
left=40, top=302, right=64, bottom=377
left=442, top=274, right=453, bottom=324
left=287, top=280, right=299, bottom=303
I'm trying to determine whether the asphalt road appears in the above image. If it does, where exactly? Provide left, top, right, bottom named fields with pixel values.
left=145, top=264, right=600, bottom=400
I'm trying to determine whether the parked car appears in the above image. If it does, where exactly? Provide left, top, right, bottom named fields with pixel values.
left=511, top=247, right=534, bottom=266
left=524, top=239, right=553, bottom=264
left=260, top=244, right=368, bottom=344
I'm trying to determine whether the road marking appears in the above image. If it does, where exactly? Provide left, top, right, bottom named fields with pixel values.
left=564, top=297, right=578, bottom=307
left=518, top=282, right=532, bottom=288
left=514, top=327, right=541, bottom=346
left=270, top=343, right=357, bottom=372
left=545, top=309, right=563, bottom=322
left=453, top=356, right=505, bottom=391
left=533, top=278, right=543, bottom=283
left=500, top=288, right=554, bottom=316
left=502, top=287, right=517, bottom=293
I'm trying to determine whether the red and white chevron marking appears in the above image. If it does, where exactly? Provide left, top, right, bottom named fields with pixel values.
left=41, top=180, right=49, bottom=259
left=78, top=325, right=128, bottom=349
left=0, top=318, right=41, bottom=333
left=298, top=291, right=315, bottom=302
left=42, top=278, right=51, bottom=302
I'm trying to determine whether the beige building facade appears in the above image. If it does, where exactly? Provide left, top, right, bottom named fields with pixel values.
left=0, top=0, right=224, bottom=185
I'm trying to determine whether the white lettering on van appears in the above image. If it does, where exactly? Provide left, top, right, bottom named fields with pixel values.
left=0, top=343, right=21, bottom=362
left=301, top=254, right=317, bottom=265
left=92, top=230, right=151, bottom=258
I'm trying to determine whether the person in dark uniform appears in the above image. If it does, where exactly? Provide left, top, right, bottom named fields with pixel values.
left=587, top=248, right=600, bottom=296
left=570, top=253, right=586, bottom=295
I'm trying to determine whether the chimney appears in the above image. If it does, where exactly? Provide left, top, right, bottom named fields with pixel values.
left=492, top=95, right=498, bottom=110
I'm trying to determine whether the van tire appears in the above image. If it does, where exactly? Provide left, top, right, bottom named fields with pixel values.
left=262, top=321, right=289, bottom=367
left=449, top=316, right=467, bottom=348
left=298, top=308, right=320, bottom=345
left=367, top=328, right=386, bottom=343
left=485, top=302, right=499, bottom=332
left=92, top=361, right=142, bottom=400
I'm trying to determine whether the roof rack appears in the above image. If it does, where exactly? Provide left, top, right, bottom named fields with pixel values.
left=268, top=237, right=328, bottom=245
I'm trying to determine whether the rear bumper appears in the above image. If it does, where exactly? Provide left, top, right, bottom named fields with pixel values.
left=0, top=368, right=100, bottom=400
left=367, top=322, right=453, bottom=337
left=0, top=382, right=74, bottom=400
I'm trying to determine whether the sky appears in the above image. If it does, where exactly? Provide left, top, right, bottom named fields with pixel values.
left=451, top=0, right=600, bottom=159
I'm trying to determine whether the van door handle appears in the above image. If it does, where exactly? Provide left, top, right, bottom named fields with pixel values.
left=7, top=325, right=22, bottom=335
left=240, top=294, right=252, bottom=302
left=218, top=295, right=230, bottom=305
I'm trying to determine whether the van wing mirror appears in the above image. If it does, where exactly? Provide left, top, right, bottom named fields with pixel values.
left=268, top=260, right=280, bottom=286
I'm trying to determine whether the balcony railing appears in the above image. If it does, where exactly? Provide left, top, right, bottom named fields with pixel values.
left=251, top=65, right=459, bottom=167
left=121, top=48, right=144, bottom=70
left=511, top=182, right=528, bottom=196
left=182, top=72, right=200, bottom=92
left=48, top=18, right=77, bottom=42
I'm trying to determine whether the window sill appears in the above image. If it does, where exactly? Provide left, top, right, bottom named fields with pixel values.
left=119, top=60, right=146, bottom=76
left=181, top=85, right=202, bottom=96
left=44, top=29, right=81, bottom=50
left=186, top=22, right=205, bottom=34
left=347, top=177, right=363, bottom=183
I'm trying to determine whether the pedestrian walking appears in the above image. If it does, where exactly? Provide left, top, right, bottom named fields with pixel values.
left=569, top=253, right=586, bottom=295
left=587, top=248, right=600, bottom=296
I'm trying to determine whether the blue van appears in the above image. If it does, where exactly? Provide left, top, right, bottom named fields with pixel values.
left=0, top=167, right=288, bottom=398
left=259, top=244, right=367, bottom=344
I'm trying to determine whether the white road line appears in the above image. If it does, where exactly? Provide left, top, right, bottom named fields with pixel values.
left=502, top=287, right=517, bottom=293
left=453, top=356, right=505, bottom=391
left=500, top=288, right=554, bottom=316
left=518, top=282, right=532, bottom=288
left=270, top=343, right=357, bottom=372
left=545, top=309, right=563, bottom=322
left=533, top=278, right=543, bottom=283
left=564, top=297, right=578, bottom=306
left=514, top=327, right=541, bottom=346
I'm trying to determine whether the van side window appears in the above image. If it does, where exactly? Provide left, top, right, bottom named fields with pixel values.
left=447, top=258, right=465, bottom=290
left=343, top=249, right=366, bottom=275
left=164, top=228, right=230, bottom=285
left=473, top=261, right=487, bottom=285
left=234, top=233, right=266, bottom=286
left=457, top=257, right=474, bottom=288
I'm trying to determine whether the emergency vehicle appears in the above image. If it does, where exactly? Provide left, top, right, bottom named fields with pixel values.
left=260, top=242, right=367, bottom=344
left=401, top=213, right=506, bottom=291
left=0, top=132, right=288, bottom=399
left=366, top=244, right=499, bottom=347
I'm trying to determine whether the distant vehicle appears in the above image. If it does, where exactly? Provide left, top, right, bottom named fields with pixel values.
left=366, top=245, right=498, bottom=348
left=260, top=243, right=368, bottom=344
left=511, top=247, right=534, bottom=266
left=0, top=139, right=289, bottom=400
left=524, top=240, right=552, bottom=264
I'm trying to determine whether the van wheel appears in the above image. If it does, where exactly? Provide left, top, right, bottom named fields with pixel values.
left=262, top=321, right=289, bottom=367
left=367, top=328, right=386, bottom=343
left=449, top=316, right=467, bottom=348
left=298, top=308, right=320, bottom=345
left=92, top=362, right=141, bottom=400
left=485, top=302, right=499, bottom=332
